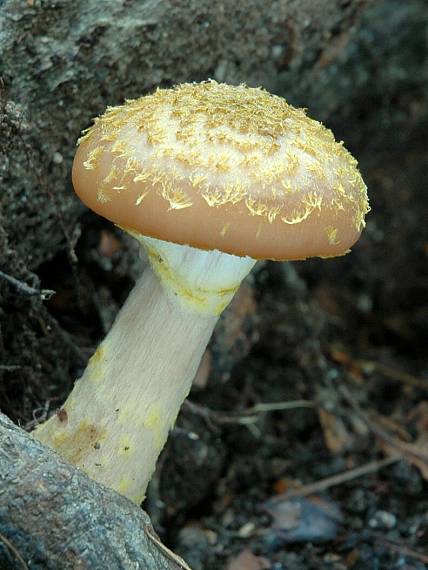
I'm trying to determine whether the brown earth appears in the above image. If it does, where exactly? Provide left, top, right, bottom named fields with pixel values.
left=1, top=0, right=427, bottom=568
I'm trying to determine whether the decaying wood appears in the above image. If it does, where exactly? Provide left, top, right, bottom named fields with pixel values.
left=0, top=412, right=188, bottom=570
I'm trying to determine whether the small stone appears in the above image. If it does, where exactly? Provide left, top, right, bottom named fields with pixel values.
left=53, top=151, right=63, bottom=164
left=237, top=521, right=256, bottom=537
left=368, top=510, right=397, bottom=529
left=271, top=45, right=284, bottom=59
left=175, top=526, right=211, bottom=570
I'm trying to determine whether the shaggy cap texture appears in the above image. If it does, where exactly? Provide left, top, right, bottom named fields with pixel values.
left=73, top=80, right=369, bottom=260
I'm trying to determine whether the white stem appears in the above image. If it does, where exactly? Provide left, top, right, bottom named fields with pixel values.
left=33, top=240, right=256, bottom=503
left=34, top=267, right=217, bottom=503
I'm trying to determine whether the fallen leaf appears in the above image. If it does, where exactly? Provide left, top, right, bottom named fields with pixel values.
left=263, top=495, right=343, bottom=543
left=318, top=408, right=353, bottom=453
left=382, top=437, right=428, bottom=481
left=227, top=549, right=270, bottom=570
left=272, top=478, right=288, bottom=495
left=378, top=403, right=428, bottom=481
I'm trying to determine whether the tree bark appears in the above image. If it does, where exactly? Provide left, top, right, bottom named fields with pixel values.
left=0, top=411, right=188, bottom=570
left=0, top=0, right=370, bottom=270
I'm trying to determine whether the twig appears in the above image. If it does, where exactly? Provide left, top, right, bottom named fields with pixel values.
left=183, top=400, right=220, bottom=433
left=375, top=537, right=428, bottom=565
left=359, top=359, right=428, bottom=391
left=0, top=269, right=55, bottom=301
left=269, top=456, right=400, bottom=502
left=144, top=524, right=192, bottom=570
left=331, top=350, right=428, bottom=391
left=339, top=385, right=428, bottom=466
left=184, top=398, right=315, bottom=428
left=246, top=400, right=315, bottom=414
left=0, top=531, right=28, bottom=570
left=23, top=400, right=52, bottom=431
left=42, top=309, right=87, bottom=366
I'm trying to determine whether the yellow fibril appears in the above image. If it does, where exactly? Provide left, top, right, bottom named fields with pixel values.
left=72, top=80, right=369, bottom=262
left=79, top=80, right=368, bottom=233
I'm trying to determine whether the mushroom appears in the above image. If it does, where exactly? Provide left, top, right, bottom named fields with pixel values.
left=33, top=80, right=369, bottom=504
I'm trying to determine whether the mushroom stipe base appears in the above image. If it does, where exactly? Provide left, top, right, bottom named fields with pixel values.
left=33, top=241, right=255, bottom=502
left=33, top=81, right=368, bottom=504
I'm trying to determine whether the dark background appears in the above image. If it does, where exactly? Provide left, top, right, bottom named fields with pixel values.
left=1, top=1, right=427, bottom=568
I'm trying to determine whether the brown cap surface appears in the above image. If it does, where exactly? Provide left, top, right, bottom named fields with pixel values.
left=73, top=81, right=369, bottom=260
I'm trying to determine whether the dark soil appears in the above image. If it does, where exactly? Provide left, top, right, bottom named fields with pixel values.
left=160, top=145, right=428, bottom=570
left=3, top=129, right=427, bottom=570
left=1, top=0, right=428, bottom=569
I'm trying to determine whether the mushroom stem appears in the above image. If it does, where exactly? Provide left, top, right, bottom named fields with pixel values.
left=33, top=240, right=256, bottom=503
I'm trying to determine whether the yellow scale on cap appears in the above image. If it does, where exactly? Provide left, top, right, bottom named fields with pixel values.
left=78, top=80, right=369, bottom=233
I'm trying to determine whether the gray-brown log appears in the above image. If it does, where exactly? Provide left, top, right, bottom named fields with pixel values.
left=0, top=411, right=187, bottom=570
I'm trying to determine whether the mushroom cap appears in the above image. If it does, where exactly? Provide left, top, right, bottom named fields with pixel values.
left=73, top=81, right=369, bottom=260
